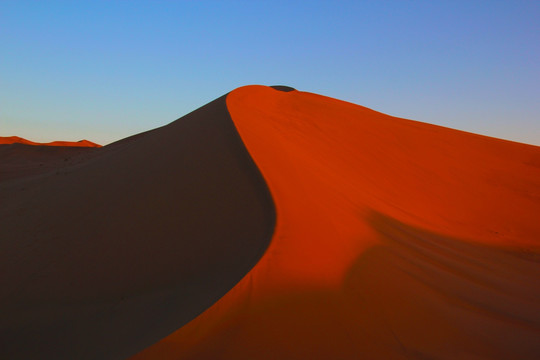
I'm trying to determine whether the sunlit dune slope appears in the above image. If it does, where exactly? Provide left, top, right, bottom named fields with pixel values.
left=0, top=136, right=36, bottom=146
left=134, top=85, right=540, bottom=359
left=0, top=136, right=101, bottom=147
left=0, top=96, right=274, bottom=359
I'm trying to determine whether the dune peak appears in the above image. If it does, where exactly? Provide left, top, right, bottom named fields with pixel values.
left=270, top=85, right=296, bottom=92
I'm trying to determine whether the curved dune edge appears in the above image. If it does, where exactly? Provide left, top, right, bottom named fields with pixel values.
left=0, top=95, right=275, bottom=359
left=132, top=85, right=540, bottom=359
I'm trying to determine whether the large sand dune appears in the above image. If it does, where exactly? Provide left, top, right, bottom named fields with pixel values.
left=1, top=86, right=539, bottom=359
left=133, top=86, right=540, bottom=359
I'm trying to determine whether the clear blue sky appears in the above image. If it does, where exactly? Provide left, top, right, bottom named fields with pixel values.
left=1, top=1, right=539, bottom=145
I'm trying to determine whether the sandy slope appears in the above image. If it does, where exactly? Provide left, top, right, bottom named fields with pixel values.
left=0, top=144, right=100, bottom=182
left=133, top=86, right=540, bottom=359
left=0, top=96, right=274, bottom=359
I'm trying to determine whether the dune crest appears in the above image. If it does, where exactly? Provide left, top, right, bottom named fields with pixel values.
left=133, top=85, right=540, bottom=360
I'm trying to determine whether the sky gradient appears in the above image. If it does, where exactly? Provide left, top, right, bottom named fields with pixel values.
left=1, top=1, right=539, bottom=145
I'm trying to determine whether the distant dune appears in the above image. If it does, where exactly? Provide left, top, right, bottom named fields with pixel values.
left=0, top=136, right=101, bottom=148
left=1, top=86, right=539, bottom=360
left=0, top=137, right=102, bottom=181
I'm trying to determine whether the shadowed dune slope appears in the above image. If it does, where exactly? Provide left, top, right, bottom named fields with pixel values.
left=0, top=143, right=100, bottom=181
left=133, top=86, right=540, bottom=359
left=0, top=95, right=275, bottom=359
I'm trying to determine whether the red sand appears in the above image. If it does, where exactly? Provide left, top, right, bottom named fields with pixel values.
left=133, top=86, right=540, bottom=359
left=0, top=136, right=101, bottom=147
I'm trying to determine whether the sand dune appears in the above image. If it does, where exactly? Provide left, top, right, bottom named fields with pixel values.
left=1, top=86, right=539, bottom=359
left=0, top=96, right=274, bottom=359
left=0, top=136, right=101, bottom=148
left=133, top=86, right=540, bottom=359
